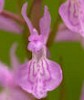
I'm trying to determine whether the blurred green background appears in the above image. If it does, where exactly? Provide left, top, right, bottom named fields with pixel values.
left=0, top=0, right=84, bottom=100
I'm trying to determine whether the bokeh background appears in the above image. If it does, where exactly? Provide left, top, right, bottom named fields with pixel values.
left=0, top=0, right=84, bottom=100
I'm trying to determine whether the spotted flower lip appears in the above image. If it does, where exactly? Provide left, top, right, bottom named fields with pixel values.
left=0, top=43, right=35, bottom=100
left=17, top=46, right=62, bottom=99
left=16, top=2, right=63, bottom=99
left=59, top=0, right=84, bottom=37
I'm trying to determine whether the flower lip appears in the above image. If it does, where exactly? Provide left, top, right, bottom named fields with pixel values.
left=16, top=57, right=62, bottom=99
left=18, top=2, right=63, bottom=99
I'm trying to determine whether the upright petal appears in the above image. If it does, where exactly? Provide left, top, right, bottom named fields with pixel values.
left=0, top=62, right=13, bottom=87
left=0, top=15, right=23, bottom=34
left=0, top=0, right=4, bottom=13
left=17, top=58, right=62, bottom=99
left=10, top=43, right=20, bottom=71
left=39, top=6, right=51, bottom=44
left=22, top=2, right=37, bottom=35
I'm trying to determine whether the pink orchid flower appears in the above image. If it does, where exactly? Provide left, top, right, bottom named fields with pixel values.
left=0, top=43, right=35, bottom=100
left=0, top=0, right=23, bottom=34
left=16, top=2, right=62, bottom=99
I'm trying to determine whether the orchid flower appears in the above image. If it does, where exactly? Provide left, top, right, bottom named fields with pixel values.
left=0, top=0, right=23, bottom=34
left=0, top=43, right=35, bottom=100
left=59, top=0, right=84, bottom=37
left=16, top=2, right=63, bottom=99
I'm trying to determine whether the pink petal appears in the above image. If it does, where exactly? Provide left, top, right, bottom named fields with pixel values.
left=10, top=43, right=20, bottom=71
left=0, top=15, right=23, bottom=34
left=59, top=0, right=81, bottom=34
left=39, top=6, right=51, bottom=44
left=21, top=2, right=36, bottom=35
left=55, top=24, right=81, bottom=42
left=17, top=58, right=62, bottom=99
left=0, top=62, right=13, bottom=87
left=0, top=0, right=4, bottom=12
